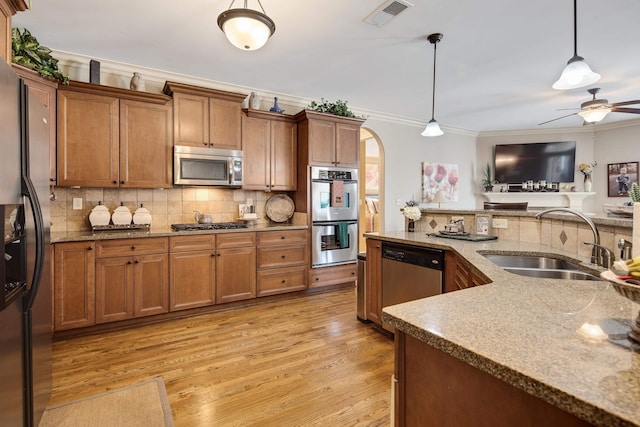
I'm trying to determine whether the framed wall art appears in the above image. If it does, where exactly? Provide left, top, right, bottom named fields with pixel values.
left=607, top=162, right=638, bottom=197
left=422, top=162, right=459, bottom=203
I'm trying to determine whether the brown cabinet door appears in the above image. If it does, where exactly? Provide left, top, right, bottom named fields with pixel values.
left=133, top=254, right=169, bottom=317
left=209, top=97, right=241, bottom=150
left=366, top=239, right=382, bottom=325
left=119, top=99, right=172, bottom=188
left=169, top=250, right=216, bottom=311
left=13, top=65, right=58, bottom=184
left=308, top=119, right=336, bottom=166
left=57, top=90, right=119, bottom=187
left=335, top=122, right=360, bottom=167
left=241, top=115, right=271, bottom=190
left=172, top=92, right=209, bottom=147
left=270, top=120, right=297, bottom=191
left=95, top=256, right=134, bottom=324
left=53, top=242, right=96, bottom=330
left=216, top=246, right=256, bottom=304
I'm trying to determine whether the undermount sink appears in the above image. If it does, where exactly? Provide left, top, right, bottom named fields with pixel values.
left=483, top=254, right=583, bottom=270
left=482, top=254, right=603, bottom=281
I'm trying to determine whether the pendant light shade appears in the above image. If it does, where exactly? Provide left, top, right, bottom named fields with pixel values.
left=422, top=33, right=444, bottom=137
left=218, top=0, right=275, bottom=51
left=578, top=108, right=611, bottom=123
left=552, top=0, right=600, bottom=90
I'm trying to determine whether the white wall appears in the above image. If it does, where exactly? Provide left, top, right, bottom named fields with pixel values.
left=363, top=117, right=478, bottom=232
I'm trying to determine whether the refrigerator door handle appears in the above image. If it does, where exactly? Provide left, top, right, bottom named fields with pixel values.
left=21, top=174, right=44, bottom=311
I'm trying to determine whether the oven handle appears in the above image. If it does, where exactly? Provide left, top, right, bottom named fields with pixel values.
left=311, top=179, right=358, bottom=184
left=312, top=220, right=358, bottom=226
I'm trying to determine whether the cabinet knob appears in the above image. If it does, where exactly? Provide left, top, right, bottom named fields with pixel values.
left=120, top=180, right=125, bottom=184
left=351, top=271, right=355, bottom=275
left=134, top=260, right=139, bottom=264
left=127, top=261, right=132, bottom=265
left=315, top=277, right=319, bottom=281
left=211, top=253, right=216, bottom=257
left=131, top=246, right=136, bottom=250
left=281, top=255, right=286, bottom=259
left=281, top=236, right=285, bottom=239
left=281, top=279, right=286, bottom=284
left=87, top=246, right=93, bottom=251
left=113, top=180, right=117, bottom=184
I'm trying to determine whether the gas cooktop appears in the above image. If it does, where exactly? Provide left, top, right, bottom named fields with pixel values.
left=171, top=222, right=248, bottom=231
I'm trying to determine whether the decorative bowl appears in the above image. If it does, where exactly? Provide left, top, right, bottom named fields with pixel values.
left=601, top=270, right=640, bottom=343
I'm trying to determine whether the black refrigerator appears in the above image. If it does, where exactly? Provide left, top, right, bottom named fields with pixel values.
left=0, top=58, right=52, bottom=427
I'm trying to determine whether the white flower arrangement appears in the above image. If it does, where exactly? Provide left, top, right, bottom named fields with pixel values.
left=403, top=205, right=422, bottom=221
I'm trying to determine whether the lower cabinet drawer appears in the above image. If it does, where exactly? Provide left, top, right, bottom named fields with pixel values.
left=96, top=237, right=168, bottom=258
left=257, top=244, right=308, bottom=269
left=308, top=263, right=357, bottom=288
left=257, top=265, right=307, bottom=297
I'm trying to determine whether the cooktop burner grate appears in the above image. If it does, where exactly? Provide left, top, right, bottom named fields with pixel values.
left=171, top=222, right=248, bottom=231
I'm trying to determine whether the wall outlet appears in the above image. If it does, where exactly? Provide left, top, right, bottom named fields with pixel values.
left=492, top=218, right=508, bottom=229
left=72, top=198, right=83, bottom=210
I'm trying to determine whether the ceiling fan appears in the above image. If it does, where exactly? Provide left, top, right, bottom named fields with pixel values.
left=538, top=88, right=640, bottom=125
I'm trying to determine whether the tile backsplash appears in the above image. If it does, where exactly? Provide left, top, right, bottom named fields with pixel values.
left=50, top=187, right=302, bottom=232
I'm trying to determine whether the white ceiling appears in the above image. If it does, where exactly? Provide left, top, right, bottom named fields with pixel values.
left=12, top=0, right=640, bottom=132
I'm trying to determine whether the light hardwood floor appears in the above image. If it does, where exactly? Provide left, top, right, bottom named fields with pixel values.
left=49, top=288, right=394, bottom=426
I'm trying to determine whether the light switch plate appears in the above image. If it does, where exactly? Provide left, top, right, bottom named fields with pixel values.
left=72, top=198, right=83, bottom=210
left=492, top=218, right=508, bottom=229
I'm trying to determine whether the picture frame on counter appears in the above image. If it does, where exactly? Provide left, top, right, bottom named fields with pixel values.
left=607, top=161, right=638, bottom=197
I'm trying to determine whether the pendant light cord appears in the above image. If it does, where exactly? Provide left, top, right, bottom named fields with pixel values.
left=572, top=0, right=578, bottom=57
left=431, top=41, right=437, bottom=120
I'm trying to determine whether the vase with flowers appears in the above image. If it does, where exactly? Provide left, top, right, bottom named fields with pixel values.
left=578, top=162, right=597, bottom=192
left=403, top=200, right=422, bottom=232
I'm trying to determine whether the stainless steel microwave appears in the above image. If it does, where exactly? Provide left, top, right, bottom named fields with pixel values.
left=174, top=145, right=243, bottom=187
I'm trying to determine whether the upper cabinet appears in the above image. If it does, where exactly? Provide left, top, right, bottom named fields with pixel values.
left=12, top=64, right=58, bottom=184
left=163, top=81, right=245, bottom=151
left=295, top=110, right=365, bottom=168
left=0, top=0, right=28, bottom=62
left=57, top=81, right=172, bottom=188
left=242, top=109, right=297, bottom=192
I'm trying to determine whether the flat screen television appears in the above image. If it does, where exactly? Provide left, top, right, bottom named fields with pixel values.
left=494, top=141, right=576, bottom=184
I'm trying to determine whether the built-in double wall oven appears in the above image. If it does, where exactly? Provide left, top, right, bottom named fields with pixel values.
left=310, top=166, right=358, bottom=268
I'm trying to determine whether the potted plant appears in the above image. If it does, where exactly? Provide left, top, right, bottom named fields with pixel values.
left=482, top=163, right=498, bottom=192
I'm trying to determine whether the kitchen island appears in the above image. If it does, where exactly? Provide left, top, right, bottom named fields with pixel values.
left=368, top=231, right=640, bottom=427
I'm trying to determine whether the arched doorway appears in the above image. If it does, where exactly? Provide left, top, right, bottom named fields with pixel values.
left=359, top=128, right=384, bottom=252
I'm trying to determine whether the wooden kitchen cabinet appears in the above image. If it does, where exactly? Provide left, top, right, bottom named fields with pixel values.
left=53, top=241, right=95, bottom=331
left=295, top=110, right=364, bottom=168
left=216, top=233, right=256, bottom=304
left=0, top=0, right=28, bottom=62
left=444, top=251, right=490, bottom=293
left=365, top=238, right=383, bottom=325
left=95, top=238, right=169, bottom=323
left=12, top=64, right=58, bottom=184
left=169, top=235, right=217, bottom=311
left=242, top=110, right=297, bottom=191
left=256, top=230, right=308, bottom=297
left=163, top=81, right=245, bottom=150
left=57, top=81, right=172, bottom=188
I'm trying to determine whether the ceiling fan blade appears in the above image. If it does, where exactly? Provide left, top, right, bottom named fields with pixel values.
left=538, top=112, right=578, bottom=126
left=556, top=108, right=580, bottom=111
left=612, top=100, right=640, bottom=107
left=611, top=107, right=640, bottom=114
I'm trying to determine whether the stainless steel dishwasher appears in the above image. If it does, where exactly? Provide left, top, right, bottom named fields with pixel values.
left=381, top=242, right=444, bottom=332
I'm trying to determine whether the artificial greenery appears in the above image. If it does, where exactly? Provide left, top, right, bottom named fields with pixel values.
left=307, top=98, right=361, bottom=118
left=11, top=28, right=69, bottom=84
left=481, top=163, right=498, bottom=190
left=631, top=182, right=640, bottom=203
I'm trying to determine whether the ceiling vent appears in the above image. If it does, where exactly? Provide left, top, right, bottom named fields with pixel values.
left=364, top=0, right=414, bottom=27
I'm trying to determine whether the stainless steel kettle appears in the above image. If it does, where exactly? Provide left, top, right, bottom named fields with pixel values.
left=193, top=210, right=213, bottom=224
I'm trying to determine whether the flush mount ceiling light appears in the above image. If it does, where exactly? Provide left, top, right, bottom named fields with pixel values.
left=217, top=0, right=276, bottom=51
left=422, top=33, right=444, bottom=137
left=552, top=0, right=600, bottom=90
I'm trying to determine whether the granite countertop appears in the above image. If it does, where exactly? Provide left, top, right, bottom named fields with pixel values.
left=51, top=223, right=309, bottom=243
left=368, top=231, right=640, bottom=427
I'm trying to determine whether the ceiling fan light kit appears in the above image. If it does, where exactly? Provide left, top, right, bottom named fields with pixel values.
left=218, top=0, right=275, bottom=51
left=422, top=32, right=444, bottom=137
left=552, top=0, right=600, bottom=90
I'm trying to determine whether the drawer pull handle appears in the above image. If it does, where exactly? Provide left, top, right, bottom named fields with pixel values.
left=131, top=246, right=136, bottom=250
left=87, top=246, right=93, bottom=251
left=127, top=261, right=132, bottom=265
left=281, top=279, right=286, bottom=283
left=351, top=272, right=355, bottom=275
left=315, top=277, right=319, bottom=281
left=134, top=260, right=139, bottom=264
left=281, top=236, right=285, bottom=239
left=281, top=255, right=286, bottom=259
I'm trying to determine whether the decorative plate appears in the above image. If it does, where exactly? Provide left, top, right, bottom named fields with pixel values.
left=265, top=194, right=295, bottom=223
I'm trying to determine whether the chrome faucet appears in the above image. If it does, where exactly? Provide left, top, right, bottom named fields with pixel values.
left=534, top=207, right=605, bottom=266
left=618, top=238, right=633, bottom=260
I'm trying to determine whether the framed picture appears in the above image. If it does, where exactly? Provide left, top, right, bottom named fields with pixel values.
left=422, top=162, right=459, bottom=203
left=607, top=162, right=638, bottom=197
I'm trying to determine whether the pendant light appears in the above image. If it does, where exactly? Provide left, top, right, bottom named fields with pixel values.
left=217, top=0, right=276, bottom=51
left=422, top=33, right=444, bottom=137
left=552, top=0, right=600, bottom=90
